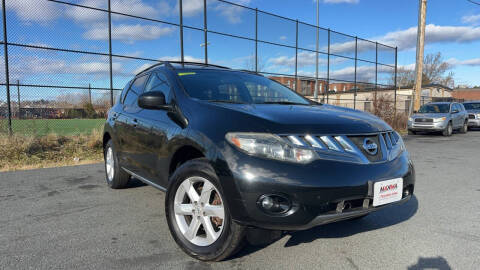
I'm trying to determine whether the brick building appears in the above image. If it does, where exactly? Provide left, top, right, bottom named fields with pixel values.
left=269, top=76, right=355, bottom=96
left=451, top=88, right=480, bottom=101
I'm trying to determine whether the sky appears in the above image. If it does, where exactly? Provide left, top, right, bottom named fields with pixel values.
left=2, top=0, right=480, bottom=103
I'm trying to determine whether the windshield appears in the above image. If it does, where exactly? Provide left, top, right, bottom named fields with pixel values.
left=418, top=104, right=450, bottom=113
left=463, top=103, right=480, bottom=110
left=177, top=70, right=311, bottom=105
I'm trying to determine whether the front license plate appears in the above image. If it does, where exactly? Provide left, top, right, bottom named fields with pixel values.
left=373, top=178, right=403, bottom=207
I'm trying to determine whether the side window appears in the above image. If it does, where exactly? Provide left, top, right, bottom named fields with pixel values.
left=120, top=80, right=132, bottom=104
left=123, top=75, right=148, bottom=106
left=458, top=104, right=465, bottom=111
left=144, top=72, right=171, bottom=102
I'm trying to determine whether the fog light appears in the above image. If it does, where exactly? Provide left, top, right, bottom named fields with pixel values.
left=258, top=194, right=291, bottom=214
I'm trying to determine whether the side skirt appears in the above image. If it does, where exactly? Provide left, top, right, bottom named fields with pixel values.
left=122, top=167, right=167, bottom=192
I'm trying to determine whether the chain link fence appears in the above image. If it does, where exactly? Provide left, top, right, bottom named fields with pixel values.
left=0, top=0, right=397, bottom=136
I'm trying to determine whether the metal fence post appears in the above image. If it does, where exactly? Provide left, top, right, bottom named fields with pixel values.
left=375, top=42, right=378, bottom=103
left=88, top=83, right=92, bottom=105
left=2, top=0, right=12, bottom=135
left=255, top=8, right=258, bottom=73
left=203, top=0, right=208, bottom=64
left=354, top=36, right=357, bottom=110
left=295, top=20, right=298, bottom=93
left=326, top=29, right=330, bottom=104
left=179, top=0, right=184, bottom=62
left=394, top=46, right=398, bottom=116
left=107, top=0, right=114, bottom=106
left=17, top=80, right=20, bottom=119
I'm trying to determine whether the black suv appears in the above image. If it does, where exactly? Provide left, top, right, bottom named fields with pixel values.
left=103, top=62, right=415, bottom=261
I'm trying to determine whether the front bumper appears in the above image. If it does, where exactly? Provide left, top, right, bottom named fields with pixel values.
left=217, top=145, right=415, bottom=231
left=408, top=120, right=447, bottom=132
left=468, top=119, right=480, bottom=127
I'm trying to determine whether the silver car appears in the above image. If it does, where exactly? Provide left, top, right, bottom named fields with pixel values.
left=407, top=102, right=469, bottom=136
left=463, top=101, right=480, bottom=130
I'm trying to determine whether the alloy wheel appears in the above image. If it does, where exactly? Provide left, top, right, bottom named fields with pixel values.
left=105, top=147, right=114, bottom=182
left=173, top=176, right=225, bottom=246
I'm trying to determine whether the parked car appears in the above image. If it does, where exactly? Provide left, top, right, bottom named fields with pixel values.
left=463, top=101, right=480, bottom=129
left=103, top=62, right=415, bottom=261
left=407, top=102, right=468, bottom=136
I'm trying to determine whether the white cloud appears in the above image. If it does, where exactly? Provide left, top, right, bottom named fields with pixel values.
left=447, top=57, right=480, bottom=67
left=323, top=0, right=359, bottom=4
left=462, top=14, right=480, bottom=25
left=268, top=51, right=345, bottom=68
left=84, top=24, right=174, bottom=42
left=279, top=36, right=287, bottom=41
left=178, top=0, right=204, bottom=17
left=377, top=24, right=480, bottom=51
left=8, top=0, right=59, bottom=23
left=214, top=0, right=251, bottom=24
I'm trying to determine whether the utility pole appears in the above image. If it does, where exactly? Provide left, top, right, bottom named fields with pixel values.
left=88, top=83, right=92, bottom=105
left=413, top=0, right=427, bottom=112
left=313, top=0, right=320, bottom=100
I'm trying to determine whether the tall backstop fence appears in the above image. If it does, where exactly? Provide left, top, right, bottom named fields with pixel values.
left=0, top=0, right=397, bottom=135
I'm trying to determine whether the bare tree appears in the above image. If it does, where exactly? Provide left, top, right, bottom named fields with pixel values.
left=390, top=52, right=454, bottom=87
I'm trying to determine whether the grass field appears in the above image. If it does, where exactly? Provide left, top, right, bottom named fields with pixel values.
left=0, top=119, right=105, bottom=136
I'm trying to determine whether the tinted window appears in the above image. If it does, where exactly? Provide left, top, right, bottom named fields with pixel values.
left=177, top=70, right=310, bottom=105
left=452, top=104, right=460, bottom=112
left=123, top=75, right=148, bottom=106
left=144, top=72, right=171, bottom=101
left=418, top=104, right=450, bottom=113
left=463, top=103, right=480, bottom=110
left=458, top=103, right=465, bottom=111
left=120, top=80, right=132, bottom=104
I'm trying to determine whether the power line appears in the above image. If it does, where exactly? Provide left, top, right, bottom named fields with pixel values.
left=467, top=0, right=480, bottom=6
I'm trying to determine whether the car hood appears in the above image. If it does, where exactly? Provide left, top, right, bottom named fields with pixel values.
left=412, top=113, right=450, bottom=118
left=192, top=102, right=391, bottom=135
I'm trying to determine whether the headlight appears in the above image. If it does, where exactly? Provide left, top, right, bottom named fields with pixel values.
left=408, top=117, right=413, bottom=122
left=476, top=113, right=480, bottom=118
left=225, top=133, right=317, bottom=164
left=433, top=117, right=447, bottom=122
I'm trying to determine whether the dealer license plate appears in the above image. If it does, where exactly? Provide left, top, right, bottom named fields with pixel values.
left=373, top=178, right=403, bottom=207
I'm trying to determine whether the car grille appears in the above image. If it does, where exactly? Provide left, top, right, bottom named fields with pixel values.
left=469, top=114, right=476, bottom=119
left=415, top=118, right=433, bottom=123
left=279, top=131, right=402, bottom=164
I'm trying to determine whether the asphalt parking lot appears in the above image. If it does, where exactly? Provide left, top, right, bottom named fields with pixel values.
left=1, top=131, right=480, bottom=270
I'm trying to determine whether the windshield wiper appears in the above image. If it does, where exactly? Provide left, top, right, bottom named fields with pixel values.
left=257, top=101, right=310, bottom=105
left=206, top=99, right=247, bottom=104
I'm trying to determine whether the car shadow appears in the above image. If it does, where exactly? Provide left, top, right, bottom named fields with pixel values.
left=126, top=177, right=148, bottom=188
left=284, top=195, right=418, bottom=247
left=407, top=256, right=452, bottom=270
left=231, top=195, right=418, bottom=259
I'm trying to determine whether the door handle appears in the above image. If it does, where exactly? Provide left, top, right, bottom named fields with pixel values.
left=132, top=118, right=138, bottom=128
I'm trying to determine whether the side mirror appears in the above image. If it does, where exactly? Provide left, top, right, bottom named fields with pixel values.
left=138, top=92, right=169, bottom=110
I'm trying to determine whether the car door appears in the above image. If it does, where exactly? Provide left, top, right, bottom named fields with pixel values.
left=134, top=71, right=180, bottom=187
left=118, top=74, right=149, bottom=174
left=453, top=103, right=462, bottom=128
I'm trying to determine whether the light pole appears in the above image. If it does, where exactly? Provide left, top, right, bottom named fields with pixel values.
left=313, top=0, right=320, bottom=101
left=413, top=0, right=427, bottom=112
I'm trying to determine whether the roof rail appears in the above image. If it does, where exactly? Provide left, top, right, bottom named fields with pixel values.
left=167, top=61, right=231, bottom=70
left=135, top=61, right=231, bottom=76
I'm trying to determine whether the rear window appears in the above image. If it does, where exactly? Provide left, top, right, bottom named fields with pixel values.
left=463, top=103, right=480, bottom=110
left=176, top=70, right=310, bottom=105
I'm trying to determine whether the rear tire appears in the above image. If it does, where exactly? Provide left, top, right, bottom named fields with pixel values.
left=104, top=140, right=130, bottom=189
left=165, top=158, right=246, bottom=261
left=460, top=120, right=468, bottom=134
left=442, top=122, right=453, bottom=137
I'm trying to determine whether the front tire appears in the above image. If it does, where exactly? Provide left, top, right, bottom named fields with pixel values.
left=104, top=140, right=130, bottom=189
left=408, top=130, right=416, bottom=135
left=442, top=122, right=453, bottom=137
left=165, top=158, right=245, bottom=261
